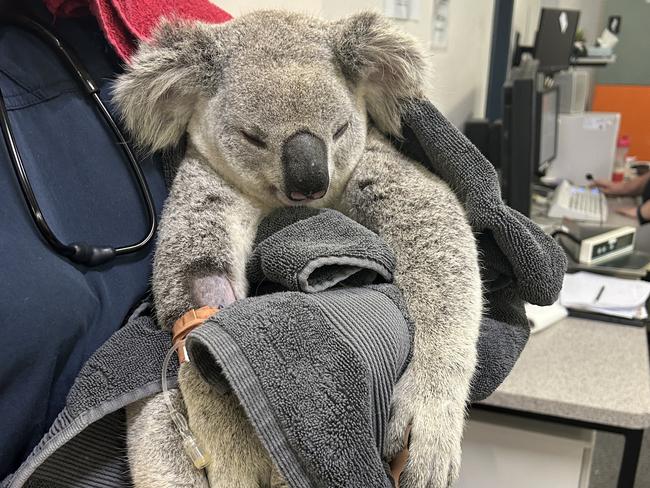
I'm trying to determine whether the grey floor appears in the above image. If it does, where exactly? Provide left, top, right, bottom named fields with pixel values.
left=589, top=428, right=649, bottom=487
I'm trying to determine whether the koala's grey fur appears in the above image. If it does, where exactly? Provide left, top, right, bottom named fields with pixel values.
left=115, top=10, right=481, bottom=488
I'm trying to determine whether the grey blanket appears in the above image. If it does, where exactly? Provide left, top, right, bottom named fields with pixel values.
left=188, top=207, right=412, bottom=487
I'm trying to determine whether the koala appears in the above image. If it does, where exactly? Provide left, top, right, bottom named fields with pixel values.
left=114, top=10, right=482, bottom=488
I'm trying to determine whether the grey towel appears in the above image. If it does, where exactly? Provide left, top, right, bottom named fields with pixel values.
left=1, top=305, right=173, bottom=488
left=188, top=207, right=412, bottom=488
left=247, top=206, right=395, bottom=292
left=397, top=99, right=567, bottom=401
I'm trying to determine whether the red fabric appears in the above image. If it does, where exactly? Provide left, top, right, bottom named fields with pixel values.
left=44, top=0, right=232, bottom=60
left=45, top=0, right=88, bottom=17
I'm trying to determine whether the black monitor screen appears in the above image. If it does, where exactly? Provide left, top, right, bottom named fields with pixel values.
left=538, top=87, right=559, bottom=171
left=534, top=9, right=580, bottom=73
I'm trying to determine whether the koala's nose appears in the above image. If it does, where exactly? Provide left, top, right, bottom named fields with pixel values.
left=282, top=131, right=329, bottom=201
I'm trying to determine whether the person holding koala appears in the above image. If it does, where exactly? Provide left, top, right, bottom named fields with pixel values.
left=0, top=0, right=570, bottom=485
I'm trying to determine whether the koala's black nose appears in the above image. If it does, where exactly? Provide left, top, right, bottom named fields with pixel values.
left=282, top=131, right=329, bottom=201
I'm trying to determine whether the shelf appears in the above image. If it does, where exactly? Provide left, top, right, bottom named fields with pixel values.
left=570, top=55, right=616, bottom=67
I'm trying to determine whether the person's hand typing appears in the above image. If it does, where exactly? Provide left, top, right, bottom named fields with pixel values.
left=591, top=172, right=650, bottom=197
left=591, top=179, right=633, bottom=196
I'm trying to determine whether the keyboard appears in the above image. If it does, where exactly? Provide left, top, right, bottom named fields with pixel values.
left=548, top=180, right=608, bottom=222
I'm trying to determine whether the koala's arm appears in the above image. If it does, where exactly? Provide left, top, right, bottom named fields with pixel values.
left=153, top=155, right=262, bottom=329
left=133, top=156, right=275, bottom=488
left=340, top=134, right=482, bottom=488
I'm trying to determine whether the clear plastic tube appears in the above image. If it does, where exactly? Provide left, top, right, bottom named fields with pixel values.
left=162, top=342, right=182, bottom=414
left=161, top=341, right=210, bottom=469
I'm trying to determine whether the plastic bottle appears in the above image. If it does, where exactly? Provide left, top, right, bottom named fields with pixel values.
left=612, top=135, right=629, bottom=182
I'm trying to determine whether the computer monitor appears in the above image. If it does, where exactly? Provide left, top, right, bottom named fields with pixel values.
left=536, top=86, right=559, bottom=173
left=501, top=78, right=536, bottom=216
left=501, top=81, right=560, bottom=216
left=534, top=9, right=580, bottom=74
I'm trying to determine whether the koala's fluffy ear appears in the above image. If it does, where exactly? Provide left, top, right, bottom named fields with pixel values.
left=113, top=20, right=225, bottom=152
left=331, top=12, right=425, bottom=136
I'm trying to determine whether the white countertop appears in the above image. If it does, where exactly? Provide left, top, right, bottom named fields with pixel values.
left=481, top=317, right=650, bottom=429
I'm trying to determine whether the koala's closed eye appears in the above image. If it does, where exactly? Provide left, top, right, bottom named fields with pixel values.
left=240, top=130, right=268, bottom=149
left=333, top=121, right=349, bottom=140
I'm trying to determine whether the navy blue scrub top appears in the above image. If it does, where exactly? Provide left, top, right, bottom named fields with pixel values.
left=0, top=5, right=167, bottom=477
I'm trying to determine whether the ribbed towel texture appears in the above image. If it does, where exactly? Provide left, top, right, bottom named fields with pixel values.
left=188, top=207, right=412, bottom=488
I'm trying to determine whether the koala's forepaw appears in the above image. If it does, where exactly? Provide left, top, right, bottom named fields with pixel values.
left=384, top=381, right=465, bottom=488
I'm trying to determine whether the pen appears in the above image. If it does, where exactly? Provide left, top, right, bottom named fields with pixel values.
left=594, top=285, right=605, bottom=303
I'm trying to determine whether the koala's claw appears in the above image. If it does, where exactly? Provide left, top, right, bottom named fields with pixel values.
left=384, top=385, right=465, bottom=488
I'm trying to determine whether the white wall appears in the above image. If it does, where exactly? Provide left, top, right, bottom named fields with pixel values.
left=213, top=0, right=495, bottom=127
left=216, top=0, right=322, bottom=15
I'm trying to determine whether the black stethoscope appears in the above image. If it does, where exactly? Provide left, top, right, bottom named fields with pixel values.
left=0, top=15, right=156, bottom=266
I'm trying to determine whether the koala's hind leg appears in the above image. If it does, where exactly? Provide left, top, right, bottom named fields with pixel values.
left=270, top=467, right=290, bottom=487
left=179, top=363, right=276, bottom=487
left=127, top=391, right=209, bottom=488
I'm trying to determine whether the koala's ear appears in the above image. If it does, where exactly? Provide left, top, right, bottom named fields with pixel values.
left=331, top=12, right=425, bottom=136
left=113, top=19, right=225, bottom=152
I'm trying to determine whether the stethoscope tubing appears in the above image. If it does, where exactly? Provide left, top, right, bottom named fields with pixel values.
left=0, top=14, right=156, bottom=266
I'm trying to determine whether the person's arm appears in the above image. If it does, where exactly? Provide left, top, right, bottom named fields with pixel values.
left=592, top=172, right=650, bottom=196
left=639, top=201, right=650, bottom=223
left=614, top=200, right=650, bottom=223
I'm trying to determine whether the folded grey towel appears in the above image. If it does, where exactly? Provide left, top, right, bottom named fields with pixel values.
left=189, top=286, right=411, bottom=488
left=397, top=99, right=567, bottom=401
left=247, top=206, right=395, bottom=292
left=189, top=207, right=412, bottom=488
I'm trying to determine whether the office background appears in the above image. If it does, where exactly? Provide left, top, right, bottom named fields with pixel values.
left=214, top=0, right=642, bottom=133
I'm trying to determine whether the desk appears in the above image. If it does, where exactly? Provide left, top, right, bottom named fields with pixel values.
left=481, top=318, right=650, bottom=429
left=466, top=198, right=650, bottom=488
left=532, top=196, right=639, bottom=230
left=476, top=317, right=650, bottom=487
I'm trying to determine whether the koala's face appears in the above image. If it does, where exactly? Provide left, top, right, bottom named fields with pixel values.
left=190, top=61, right=367, bottom=207
left=115, top=11, right=424, bottom=207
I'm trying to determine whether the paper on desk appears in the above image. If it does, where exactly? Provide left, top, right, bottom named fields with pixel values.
left=525, top=301, right=568, bottom=334
left=585, top=304, right=648, bottom=320
left=560, top=272, right=650, bottom=319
